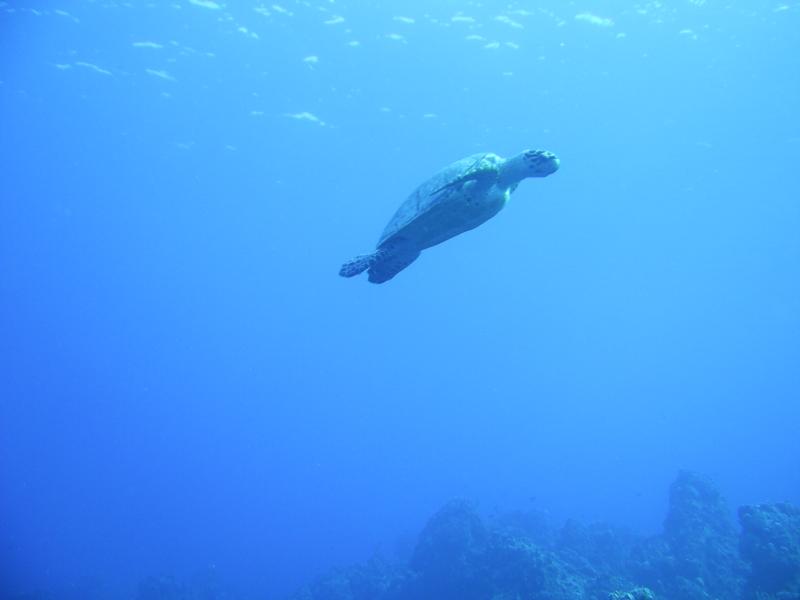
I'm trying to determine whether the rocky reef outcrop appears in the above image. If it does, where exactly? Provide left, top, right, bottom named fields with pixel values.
left=290, top=558, right=402, bottom=600
left=291, top=472, right=800, bottom=600
left=631, top=470, right=746, bottom=599
left=739, top=502, right=800, bottom=599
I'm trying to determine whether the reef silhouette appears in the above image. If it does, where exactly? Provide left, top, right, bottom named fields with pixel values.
left=292, top=471, right=800, bottom=600
left=15, top=471, right=797, bottom=600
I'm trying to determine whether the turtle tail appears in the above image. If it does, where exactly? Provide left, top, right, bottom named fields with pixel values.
left=339, top=252, right=379, bottom=278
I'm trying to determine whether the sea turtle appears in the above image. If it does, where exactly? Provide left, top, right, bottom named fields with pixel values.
left=339, top=149, right=560, bottom=283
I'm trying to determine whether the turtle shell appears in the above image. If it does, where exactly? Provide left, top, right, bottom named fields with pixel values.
left=377, top=152, right=502, bottom=248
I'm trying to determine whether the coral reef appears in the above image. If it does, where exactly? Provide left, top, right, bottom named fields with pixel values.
left=292, top=472, right=800, bottom=600
left=739, top=502, right=800, bottom=599
left=407, top=500, right=490, bottom=598
left=291, top=558, right=403, bottom=600
left=608, top=589, right=655, bottom=600
left=631, top=470, right=746, bottom=599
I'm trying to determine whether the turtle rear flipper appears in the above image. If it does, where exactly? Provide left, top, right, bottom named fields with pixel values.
left=339, top=252, right=381, bottom=278
left=368, top=248, right=420, bottom=284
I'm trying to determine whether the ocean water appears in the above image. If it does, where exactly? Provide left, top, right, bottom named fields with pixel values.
left=1, top=1, right=799, bottom=598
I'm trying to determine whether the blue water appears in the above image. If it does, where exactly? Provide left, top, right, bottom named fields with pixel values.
left=1, top=1, right=798, bottom=598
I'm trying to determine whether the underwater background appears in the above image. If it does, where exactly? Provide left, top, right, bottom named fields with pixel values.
left=1, top=1, right=799, bottom=599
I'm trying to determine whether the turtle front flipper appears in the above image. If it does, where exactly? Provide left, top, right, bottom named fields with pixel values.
left=431, top=157, right=499, bottom=195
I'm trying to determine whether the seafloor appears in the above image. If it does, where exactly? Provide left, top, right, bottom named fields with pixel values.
left=287, top=471, right=800, bottom=600
left=15, top=472, right=800, bottom=600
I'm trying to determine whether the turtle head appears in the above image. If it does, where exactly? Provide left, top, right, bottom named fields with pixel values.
left=518, top=149, right=560, bottom=177
left=499, top=149, right=560, bottom=187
